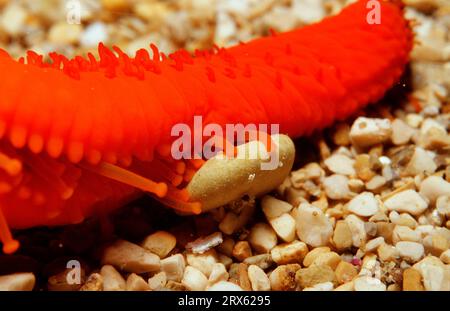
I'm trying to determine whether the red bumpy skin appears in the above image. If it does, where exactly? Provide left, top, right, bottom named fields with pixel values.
left=0, top=0, right=413, bottom=253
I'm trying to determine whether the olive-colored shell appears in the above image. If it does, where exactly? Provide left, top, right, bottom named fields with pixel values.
left=187, top=134, right=295, bottom=212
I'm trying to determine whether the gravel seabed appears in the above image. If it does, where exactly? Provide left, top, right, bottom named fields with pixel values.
left=0, top=0, right=449, bottom=291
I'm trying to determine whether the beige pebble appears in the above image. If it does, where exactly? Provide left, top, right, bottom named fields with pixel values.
left=391, top=119, right=415, bottom=145
left=126, top=273, right=150, bottom=291
left=100, top=265, right=126, bottom=291
left=439, top=249, right=450, bottom=264
left=261, top=195, right=293, bottom=219
left=218, top=254, right=233, bottom=269
left=376, top=222, right=395, bottom=244
left=332, top=221, right=353, bottom=251
left=354, top=276, right=386, bottom=291
left=366, top=175, right=387, bottom=191
left=332, top=123, right=351, bottom=146
left=364, top=237, right=385, bottom=252
left=413, top=256, right=450, bottom=291
left=403, top=268, right=424, bottom=291
left=161, top=254, right=186, bottom=282
left=436, top=195, right=450, bottom=217
left=141, top=231, right=176, bottom=258
left=303, top=247, right=331, bottom=267
left=101, top=240, right=160, bottom=274
left=396, top=241, right=425, bottom=263
left=186, top=249, right=218, bottom=277
left=148, top=272, right=167, bottom=290
left=248, top=223, right=277, bottom=253
left=350, top=117, right=392, bottom=148
left=165, top=281, right=189, bottom=291
left=48, top=268, right=85, bottom=291
left=0, top=4, right=27, bottom=36
left=269, top=213, right=296, bottom=242
left=0, top=272, right=35, bottom=291
left=347, top=192, right=379, bottom=217
left=324, top=154, right=355, bottom=176
left=311, top=252, right=341, bottom=270
left=406, top=113, right=423, bottom=128
left=348, top=178, right=365, bottom=193
left=217, top=237, right=235, bottom=257
left=295, top=203, right=333, bottom=247
left=354, top=154, right=376, bottom=182
left=207, top=281, right=243, bottom=291
left=430, top=234, right=449, bottom=256
left=270, top=240, right=308, bottom=265
left=48, top=22, right=82, bottom=45
left=248, top=265, right=271, bottom=291
left=345, top=214, right=367, bottom=248
left=419, top=176, right=450, bottom=204
left=323, top=174, right=351, bottom=200
left=243, top=254, right=274, bottom=270
left=208, top=263, right=229, bottom=285
left=232, top=241, right=253, bottom=261
left=182, top=266, right=208, bottom=291
left=303, top=281, right=334, bottom=291
left=377, top=243, right=399, bottom=262
left=334, top=281, right=354, bottom=291
left=335, top=261, right=358, bottom=284
left=404, top=147, right=437, bottom=176
left=80, top=273, right=103, bottom=291
left=238, top=263, right=252, bottom=291
left=393, top=225, right=421, bottom=243
left=269, top=264, right=300, bottom=291
left=296, top=265, right=336, bottom=289
left=384, top=190, right=428, bottom=216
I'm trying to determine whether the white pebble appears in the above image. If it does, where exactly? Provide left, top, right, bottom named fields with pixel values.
left=81, top=22, right=108, bottom=47
left=419, top=176, right=450, bottom=204
left=269, top=213, right=297, bottom=242
left=354, top=276, right=386, bottom=291
left=182, top=266, right=208, bottom=291
left=324, top=154, right=355, bottom=176
left=350, top=117, right=392, bottom=147
left=391, top=119, right=415, bottom=145
left=323, top=174, right=350, bottom=200
left=384, top=190, right=428, bottom=216
left=248, top=223, right=278, bottom=253
left=396, top=241, right=425, bottom=263
left=247, top=265, right=271, bottom=291
left=404, top=147, right=437, bottom=176
left=295, top=203, right=333, bottom=247
left=207, top=281, right=243, bottom=291
left=345, top=214, right=367, bottom=248
left=347, top=192, right=379, bottom=217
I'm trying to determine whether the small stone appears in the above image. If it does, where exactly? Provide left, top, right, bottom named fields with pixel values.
left=161, top=254, right=186, bottom=282
left=311, top=252, right=341, bottom=270
left=384, top=190, right=428, bottom=216
left=261, top=195, right=293, bottom=219
left=323, top=174, right=351, bottom=200
left=48, top=22, right=83, bottom=45
left=217, top=237, right=235, bottom=257
left=186, top=249, right=218, bottom=277
left=436, top=195, right=450, bottom=217
left=208, top=263, right=229, bottom=285
left=148, top=272, right=167, bottom=290
left=324, top=154, right=355, bottom=176
left=334, top=281, right=354, bottom=291
left=396, top=241, right=425, bottom=263
left=391, top=119, right=415, bottom=145
left=296, top=265, right=336, bottom=289
left=238, top=263, right=252, bottom=291
left=295, top=203, right=333, bottom=247
left=332, top=123, right=351, bottom=146
left=376, top=222, right=395, bottom=244
left=419, top=176, right=450, bottom=204
left=393, top=225, right=421, bottom=243
left=354, top=276, right=386, bottom=291
left=303, top=281, right=334, bottom=291
left=248, top=223, right=277, bottom=253
left=126, top=273, right=150, bottom=291
left=303, top=247, right=331, bottom=267
left=243, top=254, right=274, bottom=270
left=142, top=231, right=177, bottom=258
left=269, top=213, right=296, bottom=242
left=430, top=234, right=449, bottom=256
left=80, top=273, right=103, bottom=291
left=350, top=117, right=392, bottom=148
left=182, top=266, right=208, bottom=291
left=439, top=249, right=450, bottom=264
left=186, top=232, right=223, bottom=254
left=269, top=264, right=300, bottom=291
left=100, top=265, right=126, bottom=291
left=0, top=273, right=35, bottom=291
left=366, top=175, right=387, bottom=191
left=406, top=113, right=423, bottom=128
left=403, top=268, right=424, bottom=291
left=207, top=281, right=243, bottom=291
left=354, top=154, right=376, bottom=182
left=348, top=178, right=365, bottom=193
left=0, top=4, right=27, bottom=36
left=232, top=241, right=253, bottom=261
left=335, top=261, right=358, bottom=284
left=404, top=147, right=437, bottom=176
left=101, top=240, right=160, bottom=274
left=81, top=22, right=108, bottom=47
left=347, top=192, right=379, bottom=217
left=248, top=265, right=271, bottom=291
left=332, top=221, right=353, bottom=251
left=165, top=281, right=189, bottom=291
left=377, top=243, right=399, bottom=262
left=345, top=214, right=367, bottom=248
left=270, top=241, right=308, bottom=265
left=413, top=256, right=450, bottom=291
left=364, top=237, right=385, bottom=252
